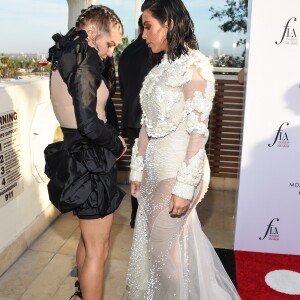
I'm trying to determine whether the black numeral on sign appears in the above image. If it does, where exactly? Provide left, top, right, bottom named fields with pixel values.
left=5, top=191, right=13, bottom=201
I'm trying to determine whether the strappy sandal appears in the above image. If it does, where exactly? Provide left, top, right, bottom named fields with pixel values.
left=69, top=280, right=82, bottom=299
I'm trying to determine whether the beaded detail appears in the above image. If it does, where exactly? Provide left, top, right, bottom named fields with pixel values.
left=171, top=149, right=205, bottom=200
left=140, top=50, right=215, bottom=139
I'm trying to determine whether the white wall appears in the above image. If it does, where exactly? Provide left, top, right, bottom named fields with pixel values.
left=234, top=0, right=300, bottom=254
left=0, top=77, right=59, bottom=253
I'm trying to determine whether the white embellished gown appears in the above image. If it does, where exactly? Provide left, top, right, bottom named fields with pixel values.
left=126, top=50, right=240, bottom=300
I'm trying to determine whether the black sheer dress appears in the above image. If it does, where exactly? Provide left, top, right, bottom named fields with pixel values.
left=45, top=29, right=125, bottom=219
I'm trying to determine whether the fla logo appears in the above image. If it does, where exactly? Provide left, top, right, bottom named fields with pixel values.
left=259, top=218, right=279, bottom=241
left=268, top=122, right=289, bottom=148
left=275, top=17, right=298, bottom=45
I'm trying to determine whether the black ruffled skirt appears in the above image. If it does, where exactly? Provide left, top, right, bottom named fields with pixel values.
left=44, top=127, right=125, bottom=219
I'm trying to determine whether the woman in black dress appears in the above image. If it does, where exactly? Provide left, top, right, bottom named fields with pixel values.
left=46, top=5, right=126, bottom=300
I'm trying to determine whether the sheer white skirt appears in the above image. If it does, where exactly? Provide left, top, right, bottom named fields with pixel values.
left=124, top=132, right=240, bottom=300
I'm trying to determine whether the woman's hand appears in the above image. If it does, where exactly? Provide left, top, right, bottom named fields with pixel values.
left=131, top=181, right=140, bottom=198
left=116, top=136, right=127, bottom=159
left=169, top=195, right=190, bottom=217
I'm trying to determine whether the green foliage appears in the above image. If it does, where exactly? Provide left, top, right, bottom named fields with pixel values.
left=114, top=36, right=130, bottom=64
left=209, top=0, right=248, bottom=54
left=0, top=56, right=18, bottom=78
left=0, top=55, right=40, bottom=78
left=210, top=54, right=245, bottom=68
left=0, top=55, right=52, bottom=78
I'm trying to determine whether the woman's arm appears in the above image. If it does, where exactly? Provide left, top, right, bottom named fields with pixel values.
left=61, top=46, right=124, bottom=158
left=171, top=61, right=215, bottom=205
left=129, top=122, right=149, bottom=197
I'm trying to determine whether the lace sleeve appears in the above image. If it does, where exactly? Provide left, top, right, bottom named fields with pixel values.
left=129, top=122, right=149, bottom=182
left=171, top=61, right=215, bottom=200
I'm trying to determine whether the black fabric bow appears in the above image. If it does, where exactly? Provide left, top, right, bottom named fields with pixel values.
left=44, top=139, right=125, bottom=215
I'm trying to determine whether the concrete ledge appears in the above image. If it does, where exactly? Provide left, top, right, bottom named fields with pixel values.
left=0, top=204, right=60, bottom=276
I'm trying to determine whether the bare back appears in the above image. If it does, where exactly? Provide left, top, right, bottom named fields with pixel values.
left=50, top=70, right=109, bottom=129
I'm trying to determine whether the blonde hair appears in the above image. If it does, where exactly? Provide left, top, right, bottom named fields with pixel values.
left=75, top=5, right=123, bottom=36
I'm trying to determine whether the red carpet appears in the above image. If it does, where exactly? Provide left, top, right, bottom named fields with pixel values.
left=235, top=250, right=300, bottom=299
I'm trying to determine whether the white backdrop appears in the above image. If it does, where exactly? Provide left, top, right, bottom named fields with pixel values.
left=234, top=0, right=300, bottom=254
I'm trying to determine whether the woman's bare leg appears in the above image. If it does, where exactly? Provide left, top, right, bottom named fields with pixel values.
left=76, top=235, right=85, bottom=277
left=71, top=235, right=85, bottom=299
left=78, top=214, right=114, bottom=300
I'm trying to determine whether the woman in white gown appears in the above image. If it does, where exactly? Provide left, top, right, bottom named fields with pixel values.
left=126, top=0, right=240, bottom=299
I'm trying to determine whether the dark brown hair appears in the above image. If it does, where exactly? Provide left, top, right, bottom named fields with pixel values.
left=141, top=0, right=198, bottom=65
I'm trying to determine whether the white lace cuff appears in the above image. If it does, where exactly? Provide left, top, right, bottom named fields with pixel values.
left=172, top=149, right=205, bottom=200
left=172, top=181, right=195, bottom=200
left=129, top=167, right=143, bottom=182
left=129, top=139, right=144, bottom=182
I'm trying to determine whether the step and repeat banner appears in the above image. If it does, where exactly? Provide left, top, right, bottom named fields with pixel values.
left=234, top=0, right=300, bottom=254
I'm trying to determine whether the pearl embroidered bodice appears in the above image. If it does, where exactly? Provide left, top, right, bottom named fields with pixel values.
left=140, top=50, right=215, bottom=139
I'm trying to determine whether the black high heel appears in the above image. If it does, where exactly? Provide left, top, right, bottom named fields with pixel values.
left=69, top=280, right=82, bottom=299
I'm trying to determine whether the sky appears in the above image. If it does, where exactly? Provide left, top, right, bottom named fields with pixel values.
left=0, top=0, right=246, bottom=57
